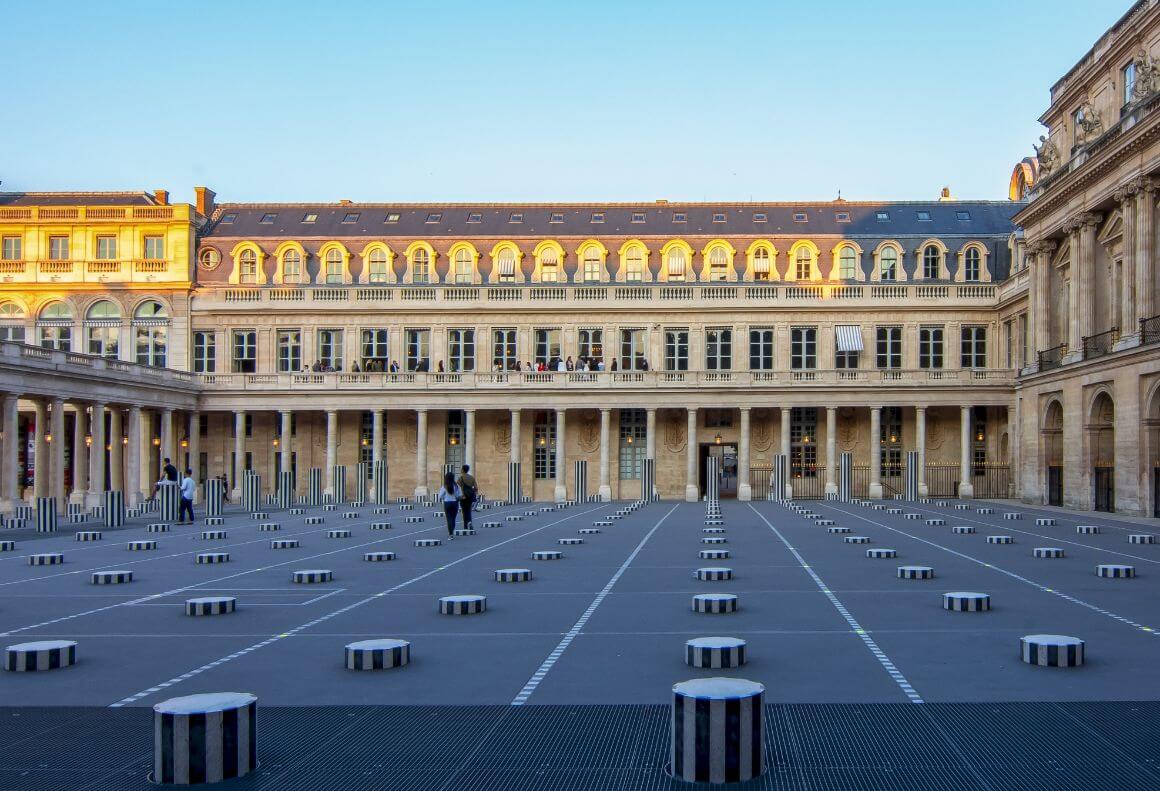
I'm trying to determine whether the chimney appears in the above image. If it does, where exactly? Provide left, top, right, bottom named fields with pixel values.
left=194, top=186, right=216, bottom=217
left=153, top=189, right=169, bottom=205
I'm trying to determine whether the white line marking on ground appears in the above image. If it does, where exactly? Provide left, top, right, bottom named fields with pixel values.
left=748, top=503, right=925, bottom=704
left=510, top=505, right=676, bottom=706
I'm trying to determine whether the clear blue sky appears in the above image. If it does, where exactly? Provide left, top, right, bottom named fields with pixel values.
left=1, top=0, right=1129, bottom=203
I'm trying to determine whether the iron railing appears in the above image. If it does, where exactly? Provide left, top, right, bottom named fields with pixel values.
left=1141, top=314, right=1160, bottom=345
left=1038, top=344, right=1066, bottom=371
left=1082, top=327, right=1118, bottom=360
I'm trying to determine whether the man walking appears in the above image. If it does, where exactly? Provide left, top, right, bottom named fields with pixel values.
left=179, top=468, right=196, bottom=524
left=456, top=464, right=478, bottom=530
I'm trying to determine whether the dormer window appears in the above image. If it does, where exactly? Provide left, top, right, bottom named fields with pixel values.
left=753, top=212, right=767, bottom=222
left=220, top=213, right=237, bottom=224
left=631, top=212, right=646, bottom=223
left=426, top=213, right=442, bottom=223
left=712, top=212, right=726, bottom=223
left=590, top=212, right=605, bottom=223
left=342, top=212, right=360, bottom=223
left=260, top=213, right=277, bottom=224
left=956, top=211, right=971, bottom=221
left=672, top=212, right=687, bottom=223
left=876, top=211, right=890, bottom=222
left=549, top=212, right=564, bottom=223
left=301, top=213, right=317, bottom=224
left=467, top=213, right=482, bottom=223
left=509, top=212, right=524, bottom=223
left=793, top=212, right=808, bottom=223
left=835, top=212, right=850, bottom=223
left=384, top=213, right=400, bottom=223
left=916, top=211, right=931, bottom=221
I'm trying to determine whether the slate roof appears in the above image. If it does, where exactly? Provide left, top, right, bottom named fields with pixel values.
left=204, top=201, right=1021, bottom=240
left=0, top=192, right=159, bottom=207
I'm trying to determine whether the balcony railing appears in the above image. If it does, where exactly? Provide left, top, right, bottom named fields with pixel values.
left=1082, top=327, right=1119, bottom=360
left=1142, top=314, right=1160, bottom=346
left=1038, top=344, right=1066, bottom=371
left=196, top=368, right=1014, bottom=392
left=0, top=341, right=197, bottom=388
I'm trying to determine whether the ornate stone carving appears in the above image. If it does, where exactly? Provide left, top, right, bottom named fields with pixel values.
left=1034, top=135, right=1060, bottom=177
left=752, top=415, right=771, bottom=453
left=927, top=414, right=945, bottom=451
left=837, top=407, right=857, bottom=451
left=1073, top=101, right=1103, bottom=146
left=664, top=412, right=686, bottom=453
left=1132, top=49, right=1160, bottom=102
left=494, top=424, right=510, bottom=454
left=577, top=410, right=599, bottom=453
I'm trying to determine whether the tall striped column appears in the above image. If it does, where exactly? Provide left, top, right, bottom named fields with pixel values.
left=307, top=468, right=323, bottom=506
left=103, top=490, right=124, bottom=528
left=771, top=455, right=787, bottom=503
left=159, top=483, right=180, bottom=523
left=573, top=460, right=588, bottom=503
left=671, top=678, right=764, bottom=784
left=277, top=470, right=294, bottom=510
left=331, top=465, right=347, bottom=505
left=507, top=461, right=522, bottom=505
left=839, top=452, right=853, bottom=503
left=242, top=470, right=261, bottom=512
left=904, top=450, right=919, bottom=501
left=706, top=456, right=720, bottom=502
left=36, top=496, right=57, bottom=533
left=372, top=461, right=388, bottom=505
left=642, top=458, right=656, bottom=502
left=205, top=478, right=223, bottom=517
left=353, top=462, right=368, bottom=505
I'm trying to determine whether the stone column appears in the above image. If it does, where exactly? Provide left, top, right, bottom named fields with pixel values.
left=685, top=407, right=698, bottom=502
left=1065, top=222, right=1082, bottom=360
left=371, top=410, right=384, bottom=468
left=1078, top=214, right=1100, bottom=343
left=414, top=409, right=428, bottom=497
left=160, top=407, right=175, bottom=474
left=824, top=407, right=838, bottom=497
left=1, top=393, right=18, bottom=511
left=232, top=410, right=246, bottom=500
left=959, top=405, right=974, bottom=499
left=88, top=402, right=106, bottom=503
left=464, top=408, right=476, bottom=474
left=915, top=406, right=928, bottom=497
left=869, top=406, right=883, bottom=499
left=70, top=403, right=88, bottom=504
left=598, top=407, right=612, bottom=502
left=1117, top=185, right=1138, bottom=345
left=509, top=409, right=521, bottom=464
left=780, top=406, right=792, bottom=500
left=186, top=410, right=199, bottom=501
left=645, top=407, right=657, bottom=461
left=279, top=410, right=292, bottom=474
left=1033, top=241, right=1055, bottom=359
left=109, top=407, right=124, bottom=492
left=33, top=400, right=48, bottom=500
left=737, top=407, right=752, bottom=501
left=554, top=409, right=567, bottom=503
left=326, top=409, right=340, bottom=496
left=1136, top=179, right=1156, bottom=331
left=127, top=405, right=143, bottom=505
left=50, top=396, right=66, bottom=513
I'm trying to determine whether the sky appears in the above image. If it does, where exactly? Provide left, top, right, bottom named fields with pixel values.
left=0, top=0, right=1132, bottom=203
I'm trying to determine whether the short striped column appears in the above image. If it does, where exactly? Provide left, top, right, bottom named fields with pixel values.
left=495, top=568, right=532, bottom=582
left=153, top=692, right=257, bottom=785
left=685, top=637, right=746, bottom=669
left=904, top=451, right=919, bottom=500
left=332, top=465, right=347, bottom=505
left=439, top=594, right=486, bottom=615
left=507, top=461, right=522, bottom=505
left=103, top=490, right=125, bottom=528
left=345, top=639, right=409, bottom=670
left=35, top=497, right=57, bottom=533
left=292, top=569, right=332, bottom=583
left=1096, top=564, right=1135, bottom=578
left=771, top=454, right=787, bottom=502
left=186, top=596, right=236, bottom=616
left=943, top=592, right=990, bottom=611
left=372, top=460, right=388, bottom=504
left=5, top=640, right=77, bottom=672
left=573, top=459, right=588, bottom=503
left=241, top=470, right=261, bottom=513
left=307, top=467, right=323, bottom=506
left=692, top=593, right=738, bottom=613
left=159, top=483, right=181, bottom=523
left=1034, top=547, right=1065, bottom=558
left=839, top=452, right=853, bottom=502
left=1020, top=635, right=1084, bottom=667
left=92, top=570, right=133, bottom=585
left=205, top=478, right=223, bottom=517
left=898, top=565, right=934, bottom=579
left=642, top=457, right=657, bottom=502
left=671, top=678, right=763, bottom=784
left=276, top=470, right=294, bottom=510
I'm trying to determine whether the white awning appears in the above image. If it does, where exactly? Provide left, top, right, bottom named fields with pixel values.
left=835, top=325, right=863, bottom=352
left=497, top=256, right=516, bottom=276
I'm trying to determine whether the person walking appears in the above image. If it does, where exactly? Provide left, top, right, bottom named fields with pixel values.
left=436, top=471, right=460, bottom=538
left=179, top=468, right=196, bottom=524
left=456, top=464, right=478, bottom=529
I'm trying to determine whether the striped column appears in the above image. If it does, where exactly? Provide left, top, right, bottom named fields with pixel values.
left=671, top=678, right=764, bottom=784
left=276, top=470, right=294, bottom=510
left=771, top=455, right=787, bottom=502
left=36, top=497, right=57, bottom=533
left=372, top=461, right=388, bottom=505
left=205, top=478, right=223, bottom=517
left=332, top=465, right=347, bottom=505
left=839, top=452, right=853, bottom=503
left=242, top=470, right=261, bottom=512
left=706, top=456, right=720, bottom=502
left=353, top=462, right=368, bottom=505
left=642, top=458, right=656, bottom=502
left=103, top=490, right=124, bottom=528
left=905, top=450, right=919, bottom=501
left=153, top=692, right=257, bottom=785
left=307, top=467, right=323, bottom=506
left=573, top=460, right=588, bottom=503
left=507, top=461, right=522, bottom=505
left=159, top=483, right=181, bottom=523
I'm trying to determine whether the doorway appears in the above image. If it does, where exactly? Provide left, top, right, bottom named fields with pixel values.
left=699, top=444, right=737, bottom=499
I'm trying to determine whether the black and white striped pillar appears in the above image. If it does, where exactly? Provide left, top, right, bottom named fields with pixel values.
left=685, top=637, right=746, bottom=669
left=332, top=465, right=347, bottom=505
left=771, top=455, right=787, bottom=502
left=573, top=460, right=588, bottom=503
left=35, top=497, right=57, bottom=533
left=103, top=490, right=124, bottom=528
left=345, top=639, right=409, bottom=670
left=372, top=460, right=388, bottom=504
left=205, top=478, right=223, bottom=517
left=1020, top=634, right=1084, bottom=667
left=242, top=470, right=261, bottom=513
left=275, top=470, right=293, bottom=510
left=507, top=461, right=522, bottom=506
left=159, top=483, right=181, bottom=523
left=5, top=640, right=77, bottom=672
left=904, top=451, right=919, bottom=501
left=670, top=677, right=764, bottom=784
left=308, top=467, right=323, bottom=506
left=706, top=456, right=720, bottom=503
left=352, top=462, right=368, bottom=505
left=642, top=458, right=656, bottom=502
left=153, top=692, right=257, bottom=785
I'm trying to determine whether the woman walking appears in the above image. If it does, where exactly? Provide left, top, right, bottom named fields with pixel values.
left=436, top=471, right=460, bottom=539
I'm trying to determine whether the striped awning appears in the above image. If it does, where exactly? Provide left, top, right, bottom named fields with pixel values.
left=835, top=325, right=863, bottom=352
left=497, top=255, right=516, bottom=276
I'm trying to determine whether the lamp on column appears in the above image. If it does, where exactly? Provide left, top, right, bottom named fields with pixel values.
left=151, top=437, right=160, bottom=447
left=272, top=437, right=280, bottom=448
left=45, top=432, right=53, bottom=443
left=714, top=433, right=722, bottom=445
left=84, top=434, right=93, bottom=447
left=180, top=437, right=189, bottom=449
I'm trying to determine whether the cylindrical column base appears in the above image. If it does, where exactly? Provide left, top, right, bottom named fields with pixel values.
left=153, top=692, right=257, bottom=785
left=670, top=677, right=764, bottom=784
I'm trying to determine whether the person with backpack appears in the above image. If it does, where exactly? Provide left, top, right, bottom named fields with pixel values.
left=456, top=464, right=478, bottom=530
left=436, top=471, right=460, bottom=538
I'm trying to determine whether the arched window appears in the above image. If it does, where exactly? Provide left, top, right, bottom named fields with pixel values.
left=667, top=248, right=687, bottom=281
left=625, top=245, right=644, bottom=282
left=838, top=246, right=858, bottom=279
left=540, top=248, right=559, bottom=283
left=582, top=247, right=602, bottom=282
left=37, top=302, right=72, bottom=351
left=795, top=247, right=813, bottom=280
left=85, top=300, right=121, bottom=358
left=923, top=245, right=941, bottom=279
left=708, top=245, right=729, bottom=281
left=0, top=301, right=25, bottom=343
left=324, top=249, right=344, bottom=284
left=281, top=250, right=302, bottom=284
left=454, top=248, right=474, bottom=284
left=238, top=249, right=258, bottom=284
left=964, top=247, right=982, bottom=281
left=199, top=248, right=221, bottom=270
left=879, top=247, right=898, bottom=281
left=411, top=248, right=430, bottom=284
left=752, top=247, right=771, bottom=281
left=367, top=248, right=389, bottom=284
left=496, top=248, right=517, bottom=282
left=133, top=301, right=168, bottom=367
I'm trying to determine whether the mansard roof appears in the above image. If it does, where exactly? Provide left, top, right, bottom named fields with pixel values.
left=0, top=192, right=160, bottom=207
left=203, top=200, right=1021, bottom=240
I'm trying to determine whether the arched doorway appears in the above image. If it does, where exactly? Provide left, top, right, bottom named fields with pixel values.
left=1042, top=401, right=1063, bottom=506
left=1089, top=393, right=1115, bottom=512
